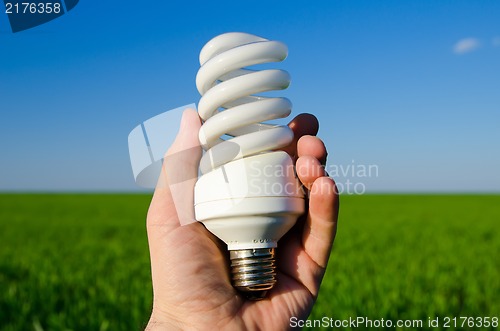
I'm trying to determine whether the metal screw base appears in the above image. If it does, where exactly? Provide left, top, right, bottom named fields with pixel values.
left=230, top=248, right=276, bottom=300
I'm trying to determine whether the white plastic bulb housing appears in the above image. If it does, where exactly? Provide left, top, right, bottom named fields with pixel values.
left=194, top=32, right=305, bottom=299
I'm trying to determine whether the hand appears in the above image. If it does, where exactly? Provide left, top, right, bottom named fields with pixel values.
left=146, top=109, right=339, bottom=330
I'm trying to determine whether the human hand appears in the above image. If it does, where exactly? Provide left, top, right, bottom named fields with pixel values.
left=145, top=109, right=339, bottom=330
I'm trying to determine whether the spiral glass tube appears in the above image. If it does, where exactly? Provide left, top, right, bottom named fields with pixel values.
left=194, top=32, right=304, bottom=299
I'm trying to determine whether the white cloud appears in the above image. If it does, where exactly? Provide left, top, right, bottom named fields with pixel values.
left=453, top=38, right=481, bottom=54
left=493, top=37, right=500, bottom=47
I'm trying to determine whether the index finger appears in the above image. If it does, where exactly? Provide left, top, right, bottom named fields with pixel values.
left=281, top=113, right=319, bottom=159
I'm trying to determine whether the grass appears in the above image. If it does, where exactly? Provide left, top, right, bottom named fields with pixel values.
left=0, top=194, right=499, bottom=330
left=0, top=194, right=152, bottom=331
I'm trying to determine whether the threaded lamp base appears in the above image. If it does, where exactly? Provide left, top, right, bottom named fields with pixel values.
left=230, top=248, right=276, bottom=300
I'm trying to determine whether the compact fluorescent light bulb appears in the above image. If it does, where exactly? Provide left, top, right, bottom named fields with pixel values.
left=194, top=32, right=305, bottom=299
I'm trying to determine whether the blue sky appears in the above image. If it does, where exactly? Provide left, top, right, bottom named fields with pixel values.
left=1, top=1, right=499, bottom=192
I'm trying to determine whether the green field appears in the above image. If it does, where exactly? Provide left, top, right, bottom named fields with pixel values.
left=1, top=194, right=499, bottom=330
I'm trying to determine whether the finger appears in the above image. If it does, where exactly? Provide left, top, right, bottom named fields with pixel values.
left=302, top=176, right=339, bottom=271
left=296, top=156, right=326, bottom=191
left=147, top=109, right=202, bottom=231
left=297, top=135, right=327, bottom=165
left=295, top=135, right=328, bottom=191
left=281, top=113, right=319, bottom=158
left=276, top=176, right=338, bottom=297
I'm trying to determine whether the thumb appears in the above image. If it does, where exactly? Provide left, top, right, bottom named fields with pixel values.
left=167, top=108, right=203, bottom=160
left=148, top=108, right=202, bottom=229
